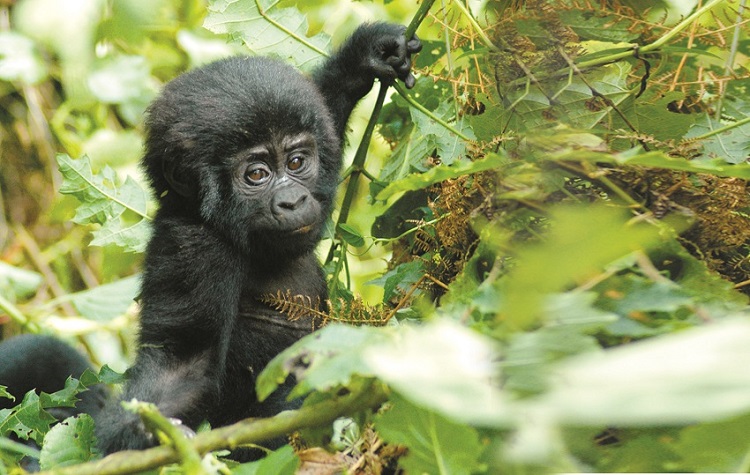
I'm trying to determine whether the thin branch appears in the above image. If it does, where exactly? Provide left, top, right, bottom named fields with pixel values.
left=37, top=382, right=389, bottom=475
left=506, top=0, right=729, bottom=87
left=326, top=0, right=438, bottom=264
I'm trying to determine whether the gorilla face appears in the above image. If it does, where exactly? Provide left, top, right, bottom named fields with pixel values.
left=141, top=56, right=341, bottom=260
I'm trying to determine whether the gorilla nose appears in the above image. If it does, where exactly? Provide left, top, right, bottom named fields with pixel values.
left=272, top=187, right=309, bottom=213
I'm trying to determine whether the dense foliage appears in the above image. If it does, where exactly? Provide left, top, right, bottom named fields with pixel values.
left=2, top=0, right=750, bottom=473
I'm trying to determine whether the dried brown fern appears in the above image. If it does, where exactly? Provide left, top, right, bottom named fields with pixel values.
left=260, top=290, right=390, bottom=328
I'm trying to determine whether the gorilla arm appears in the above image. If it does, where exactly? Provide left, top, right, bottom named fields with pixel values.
left=312, top=22, right=422, bottom=140
left=95, top=215, right=245, bottom=453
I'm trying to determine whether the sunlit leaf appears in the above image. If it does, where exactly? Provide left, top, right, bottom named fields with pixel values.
left=543, top=319, right=750, bottom=425
left=204, top=0, right=330, bottom=71
left=0, top=32, right=47, bottom=84
left=365, top=320, right=507, bottom=427
left=377, top=152, right=504, bottom=201
left=56, top=154, right=150, bottom=253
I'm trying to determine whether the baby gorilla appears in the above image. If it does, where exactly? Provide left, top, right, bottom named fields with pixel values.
left=92, top=23, right=421, bottom=458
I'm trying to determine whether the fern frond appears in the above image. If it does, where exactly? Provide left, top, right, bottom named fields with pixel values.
left=260, top=290, right=328, bottom=324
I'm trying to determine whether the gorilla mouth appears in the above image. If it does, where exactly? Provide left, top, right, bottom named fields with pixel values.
left=292, top=224, right=315, bottom=234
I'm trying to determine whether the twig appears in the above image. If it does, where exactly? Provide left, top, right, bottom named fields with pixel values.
left=37, top=382, right=389, bottom=475
left=326, top=0, right=438, bottom=264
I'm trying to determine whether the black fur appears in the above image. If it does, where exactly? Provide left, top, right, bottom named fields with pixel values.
left=0, top=22, right=419, bottom=461
left=93, top=22, right=421, bottom=458
left=0, top=334, right=106, bottom=418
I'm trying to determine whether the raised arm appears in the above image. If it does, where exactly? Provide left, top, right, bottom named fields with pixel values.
left=312, top=22, right=421, bottom=139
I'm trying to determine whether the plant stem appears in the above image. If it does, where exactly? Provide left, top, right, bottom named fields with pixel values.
left=507, top=0, right=728, bottom=87
left=691, top=115, right=750, bottom=140
left=326, top=0, right=437, bottom=264
left=36, top=383, right=388, bottom=475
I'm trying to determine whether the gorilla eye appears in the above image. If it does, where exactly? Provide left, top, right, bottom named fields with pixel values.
left=244, top=166, right=270, bottom=185
left=287, top=156, right=304, bottom=171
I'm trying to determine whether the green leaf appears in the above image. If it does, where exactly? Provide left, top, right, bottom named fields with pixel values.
left=542, top=319, right=750, bottom=425
left=504, top=292, right=616, bottom=394
left=39, top=415, right=98, bottom=470
left=204, top=0, right=330, bottom=71
left=671, top=413, right=750, bottom=472
left=0, top=436, right=41, bottom=459
left=365, top=320, right=507, bottom=427
left=411, top=101, right=476, bottom=165
left=502, top=61, right=633, bottom=132
left=0, top=31, right=47, bottom=84
left=232, top=445, right=299, bottom=475
left=374, top=394, right=484, bottom=475
left=542, top=144, right=750, bottom=178
left=65, top=275, right=140, bottom=321
left=336, top=223, right=365, bottom=248
left=0, top=386, right=11, bottom=401
left=0, top=261, right=43, bottom=300
left=256, top=324, right=386, bottom=401
left=627, top=92, right=698, bottom=141
left=685, top=115, right=750, bottom=164
left=503, top=204, right=661, bottom=328
left=56, top=154, right=150, bottom=253
left=87, top=55, right=153, bottom=104
left=377, top=152, right=504, bottom=201
left=560, top=11, right=641, bottom=42
left=0, top=392, right=56, bottom=445
left=38, top=378, right=86, bottom=410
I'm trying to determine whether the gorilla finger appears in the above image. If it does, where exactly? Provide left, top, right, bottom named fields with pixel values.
left=395, top=58, right=412, bottom=79
left=404, top=73, right=416, bottom=89
left=407, top=36, right=422, bottom=54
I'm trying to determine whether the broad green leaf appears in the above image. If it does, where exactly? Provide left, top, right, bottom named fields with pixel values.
left=39, top=378, right=86, bottom=410
left=671, top=413, right=750, bottom=472
left=375, top=394, right=484, bottom=475
left=204, top=0, right=330, bottom=71
left=64, top=275, right=140, bottom=321
left=685, top=115, right=750, bottom=164
left=558, top=148, right=750, bottom=179
left=39, top=415, right=98, bottom=470
left=87, top=55, right=153, bottom=104
left=0, top=31, right=47, bottom=84
left=336, top=223, right=365, bottom=248
left=377, top=152, right=504, bottom=201
left=176, top=29, right=243, bottom=67
left=365, top=320, right=507, bottom=427
left=411, top=102, right=476, bottom=165
left=0, top=436, right=40, bottom=459
left=543, top=319, right=750, bottom=425
left=560, top=11, right=641, bottom=42
left=0, top=387, right=13, bottom=403
left=232, top=445, right=299, bottom=475
left=502, top=61, right=633, bottom=131
left=0, top=392, right=56, bottom=445
left=627, top=91, right=699, bottom=141
left=378, top=89, right=477, bottom=185
left=503, top=292, right=615, bottom=394
left=503, top=204, right=661, bottom=328
left=257, top=324, right=386, bottom=401
left=0, top=262, right=43, bottom=300
left=90, top=218, right=151, bottom=253
left=57, top=154, right=150, bottom=253
left=368, top=260, right=425, bottom=303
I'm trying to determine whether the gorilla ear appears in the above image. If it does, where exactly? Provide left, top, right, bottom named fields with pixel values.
left=162, top=159, right=195, bottom=197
